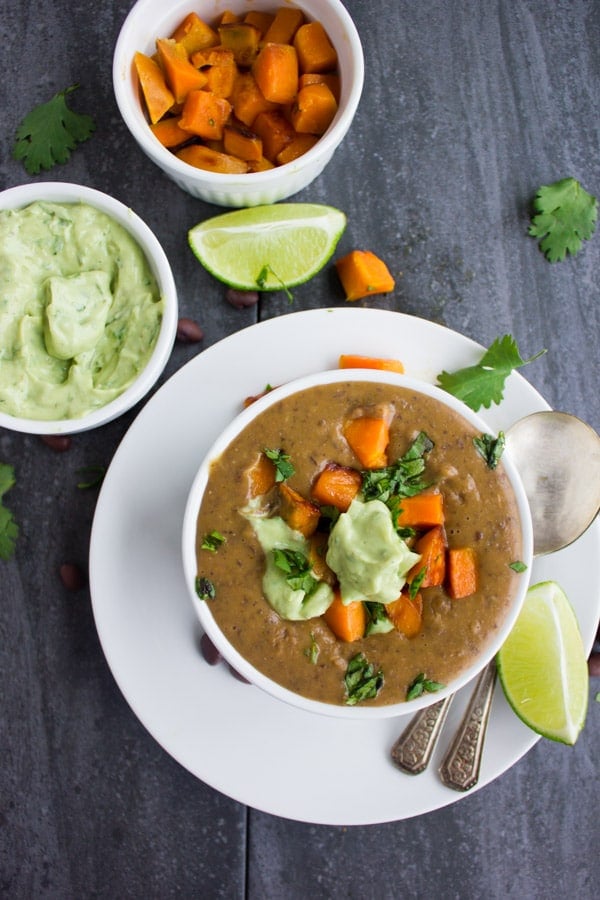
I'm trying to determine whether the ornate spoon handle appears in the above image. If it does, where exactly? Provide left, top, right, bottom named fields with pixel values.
left=439, top=659, right=497, bottom=792
left=390, top=694, right=453, bottom=775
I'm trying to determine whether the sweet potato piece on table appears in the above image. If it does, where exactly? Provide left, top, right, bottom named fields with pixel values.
left=395, top=491, right=445, bottom=529
left=134, top=52, right=174, bottom=124
left=175, top=144, right=248, bottom=174
left=293, top=21, right=338, bottom=73
left=252, top=110, right=296, bottom=162
left=311, top=463, right=362, bottom=512
left=253, top=43, right=299, bottom=104
left=179, top=90, right=232, bottom=140
left=335, top=250, right=396, bottom=302
left=343, top=416, right=390, bottom=469
left=446, top=547, right=477, bottom=599
left=385, top=591, right=423, bottom=638
left=290, top=83, right=338, bottom=135
left=263, top=7, right=304, bottom=44
left=156, top=38, right=207, bottom=104
left=323, top=591, right=366, bottom=642
left=408, top=525, right=447, bottom=588
left=278, top=483, right=321, bottom=538
left=338, top=354, right=405, bottom=374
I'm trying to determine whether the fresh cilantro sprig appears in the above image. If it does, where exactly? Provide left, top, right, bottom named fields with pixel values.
left=361, top=431, right=434, bottom=506
left=201, top=530, right=226, bottom=552
left=529, top=177, right=597, bottom=262
left=406, top=672, right=444, bottom=701
left=437, top=335, right=546, bottom=411
left=473, top=432, right=505, bottom=469
left=195, top=576, right=216, bottom=601
left=264, top=448, right=295, bottom=482
left=0, top=463, right=19, bottom=561
left=344, top=652, right=384, bottom=705
left=256, top=264, right=293, bottom=301
left=13, top=84, right=95, bottom=175
left=273, top=548, right=317, bottom=594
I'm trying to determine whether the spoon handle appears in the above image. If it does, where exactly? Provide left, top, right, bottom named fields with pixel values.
left=439, top=659, right=497, bottom=792
left=390, top=694, right=453, bottom=774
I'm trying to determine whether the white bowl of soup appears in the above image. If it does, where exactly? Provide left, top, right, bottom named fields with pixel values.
left=182, top=368, right=533, bottom=718
left=0, top=182, right=177, bottom=434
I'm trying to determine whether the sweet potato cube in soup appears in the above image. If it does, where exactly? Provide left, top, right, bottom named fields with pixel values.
left=170, top=12, right=219, bottom=55
left=276, top=133, right=319, bottom=165
left=218, top=23, right=261, bottom=66
left=343, top=416, right=389, bottom=469
left=155, top=38, right=208, bottom=104
left=231, top=72, right=277, bottom=126
left=179, top=90, right=232, bottom=140
left=446, top=547, right=477, bottom=599
left=299, top=72, right=341, bottom=103
left=385, top=591, right=423, bottom=638
left=223, top=123, right=263, bottom=162
left=252, top=110, right=296, bottom=162
left=150, top=116, right=191, bottom=148
left=335, top=250, right=396, bottom=302
left=290, top=82, right=337, bottom=134
left=294, top=21, right=338, bottom=74
left=311, top=463, right=362, bottom=512
left=323, top=592, right=367, bottom=642
left=244, top=10, right=275, bottom=37
left=278, top=483, right=321, bottom=538
left=134, top=52, right=174, bottom=124
left=253, top=43, right=299, bottom=104
left=408, top=525, right=447, bottom=588
left=395, top=491, right=445, bottom=529
left=263, top=7, right=305, bottom=44
left=245, top=451, right=276, bottom=498
left=175, top=144, right=248, bottom=174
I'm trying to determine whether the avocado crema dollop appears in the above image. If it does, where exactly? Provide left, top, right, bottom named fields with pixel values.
left=248, top=497, right=421, bottom=620
left=0, top=201, right=164, bottom=420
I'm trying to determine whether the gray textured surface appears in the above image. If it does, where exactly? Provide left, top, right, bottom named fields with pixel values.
left=1, top=1, right=599, bottom=897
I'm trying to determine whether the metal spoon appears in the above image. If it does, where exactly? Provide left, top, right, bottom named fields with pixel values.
left=391, top=411, right=600, bottom=788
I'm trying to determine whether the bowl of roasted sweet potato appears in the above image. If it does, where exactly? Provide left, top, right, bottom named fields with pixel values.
left=113, top=0, right=364, bottom=207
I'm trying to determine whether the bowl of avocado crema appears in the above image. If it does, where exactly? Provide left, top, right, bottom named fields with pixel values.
left=0, top=182, right=178, bottom=434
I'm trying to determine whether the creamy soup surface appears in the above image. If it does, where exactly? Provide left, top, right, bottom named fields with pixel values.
left=195, top=381, right=523, bottom=707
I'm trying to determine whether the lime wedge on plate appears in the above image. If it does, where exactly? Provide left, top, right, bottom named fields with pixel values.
left=188, top=203, right=346, bottom=290
left=497, top=581, right=588, bottom=745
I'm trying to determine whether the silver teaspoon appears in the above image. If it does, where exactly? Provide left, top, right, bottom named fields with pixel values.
left=392, top=411, right=600, bottom=786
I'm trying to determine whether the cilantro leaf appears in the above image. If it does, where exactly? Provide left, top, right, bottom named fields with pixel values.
left=437, top=335, right=546, bottom=411
left=263, top=448, right=295, bottom=482
left=529, top=177, right=597, bottom=262
left=344, top=652, right=384, bottom=705
left=201, top=530, right=226, bottom=552
left=13, top=84, right=95, bottom=175
left=406, top=672, right=444, bottom=701
left=195, top=576, right=216, bottom=601
left=360, top=431, right=434, bottom=506
left=0, top=463, right=19, bottom=561
left=473, top=432, right=505, bottom=469
left=272, top=548, right=317, bottom=594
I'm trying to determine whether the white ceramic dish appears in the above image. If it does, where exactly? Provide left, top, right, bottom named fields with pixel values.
left=182, top=367, right=533, bottom=719
left=113, top=0, right=364, bottom=207
left=89, top=308, right=600, bottom=825
left=0, top=182, right=178, bottom=435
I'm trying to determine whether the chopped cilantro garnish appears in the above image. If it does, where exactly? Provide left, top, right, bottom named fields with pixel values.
left=360, top=431, right=434, bottom=507
left=263, top=448, right=295, bottom=482
left=201, top=530, right=226, bottom=552
left=473, top=432, right=505, bottom=469
left=509, top=560, right=528, bottom=573
left=195, top=576, right=216, bottom=601
left=304, top=633, right=320, bottom=664
left=0, top=463, right=19, bottom=561
left=406, top=672, right=445, bottom=701
left=344, top=652, right=384, bottom=705
left=409, top=567, right=427, bottom=599
left=529, top=177, right=597, bottom=262
left=272, top=548, right=317, bottom=594
left=437, top=335, right=546, bottom=411
left=13, top=84, right=95, bottom=175
left=256, top=264, right=293, bottom=300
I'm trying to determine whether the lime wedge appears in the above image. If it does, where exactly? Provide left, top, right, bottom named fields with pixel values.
left=497, top=581, right=588, bottom=745
left=188, top=203, right=346, bottom=291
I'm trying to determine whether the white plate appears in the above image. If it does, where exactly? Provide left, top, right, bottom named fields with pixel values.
left=89, top=308, right=600, bottom=825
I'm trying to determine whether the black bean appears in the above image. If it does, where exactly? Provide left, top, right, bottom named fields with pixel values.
left=588, top=652, right=600, bottom=677
left=228, top=664, right=250, bottom=683
left=225, top=288, right=259, bottom=309
left=59, top=562, right=87, bottom=591
left=41, top=434, right=72, bottom=452
left=200, top=632, right=222, bottom=666
left=176, top=317, right=204, bottom=343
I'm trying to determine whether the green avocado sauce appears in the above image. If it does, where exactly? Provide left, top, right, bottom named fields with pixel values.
left=0, top=200, right=164, bottom=420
